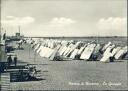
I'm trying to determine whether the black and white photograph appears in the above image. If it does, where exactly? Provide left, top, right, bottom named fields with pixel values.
left=0, top=0, right=127, bottom=90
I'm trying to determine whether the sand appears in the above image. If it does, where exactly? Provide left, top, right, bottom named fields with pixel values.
left=8, top=43, right=128, bottom=90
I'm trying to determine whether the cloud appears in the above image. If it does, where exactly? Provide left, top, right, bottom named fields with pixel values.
left=50, top=17, right=76, bottom=27
left=1, top=16, right=35, bottom=26
left=24, top=17, right=76, bottom=37
left=97, top=17, right=126, bottom=30
left=97, top=17, right=127, bottom=36
left=6, top=16, right=16, bottom=19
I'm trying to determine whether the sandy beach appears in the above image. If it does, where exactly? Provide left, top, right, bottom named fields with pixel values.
left=8, top=43, right=128, bottom=90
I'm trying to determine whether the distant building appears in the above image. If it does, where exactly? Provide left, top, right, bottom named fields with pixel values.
left=15, top=32, right=22, bottom=39
left=16, top=33, right=20, bottom=37
left=7, top=32, right=24, bottom=41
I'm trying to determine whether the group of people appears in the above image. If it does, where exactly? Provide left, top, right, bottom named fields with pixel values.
left=7, top=55, right=17, bottom=67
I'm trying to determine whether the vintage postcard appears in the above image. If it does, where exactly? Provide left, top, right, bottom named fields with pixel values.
left=0, top=0, right=127, bottom=90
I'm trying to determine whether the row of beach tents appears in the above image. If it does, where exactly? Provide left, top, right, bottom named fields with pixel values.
left=22, top=38, right=127, bottom=62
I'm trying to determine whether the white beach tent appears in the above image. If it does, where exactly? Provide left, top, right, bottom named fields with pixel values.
left=39, top=46, right=47, bottom=57
left=101, top=42, right=111, bottom=52
left=114, top=46, right=127, bottom=60
left=64, top=44, right=75, bottom=57
left=80, top=43, right=90, bottom=59
left=80, top=44, right=96, bottom=60
left=63, top=47, right=71, bottom=56
left=65, top=41, right=81, bottom=57
left=103, top=44, right=115, bottom=55
left=46, top=48, right=55, bottom=58
left=42, top=47, right=50, bottom=58
left=62, top=43, right=74, bottom=56
left=49, top=44, right=61, bottom=60
left=17, top=39, right=23, bottom=44
left=31, top=40, right=38, bottom=48
left=111, top=46, right=121, bottom=57
left=58, top=45, right=65, bottom=54
left=100, top=53, right=112, bottom=63
left=36, top=45, right=44, bottom=54
left=43, top=47, right=53, bottom=58
left=70, top=49, right=79, bottom=59
left=90, top=44, right=101, bottom=60
left=34, top=43, right=41, bottom=52
left=100, top=44, right=115, bottom=62
left=77, top=44, right=87, bottom=55
left=59, top=46, right=68, bottom=56
left=93, top=44, right=101, bottom=54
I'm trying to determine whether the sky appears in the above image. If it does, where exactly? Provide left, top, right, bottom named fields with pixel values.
left=1, top=0, right=127, bottom=37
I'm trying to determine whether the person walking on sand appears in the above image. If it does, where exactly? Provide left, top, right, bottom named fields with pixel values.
left=7, top=55, right=12, bottom=67
left=14, top=55, right=18, bottom=66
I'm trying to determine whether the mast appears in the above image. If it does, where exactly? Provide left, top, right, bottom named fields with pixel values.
left=0, top=28, right=1, bottom=43
left=18, top=26, right=21, bottom=34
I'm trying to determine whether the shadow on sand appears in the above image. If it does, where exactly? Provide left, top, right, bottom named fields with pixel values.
left=11, top=77, right=45, bottom=82
left=10, top=68, right=45, bottom=82
left=27, top=63, right=49, bottom=66
left=7, top=65, right=27, bottom=69
left=112, top=61, right=124, bottom=63
left=17, top=60, right=28, bottom=64
left=15, top=48, right=24, bottom=50
left=50, top=59, right=73, bottom=61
